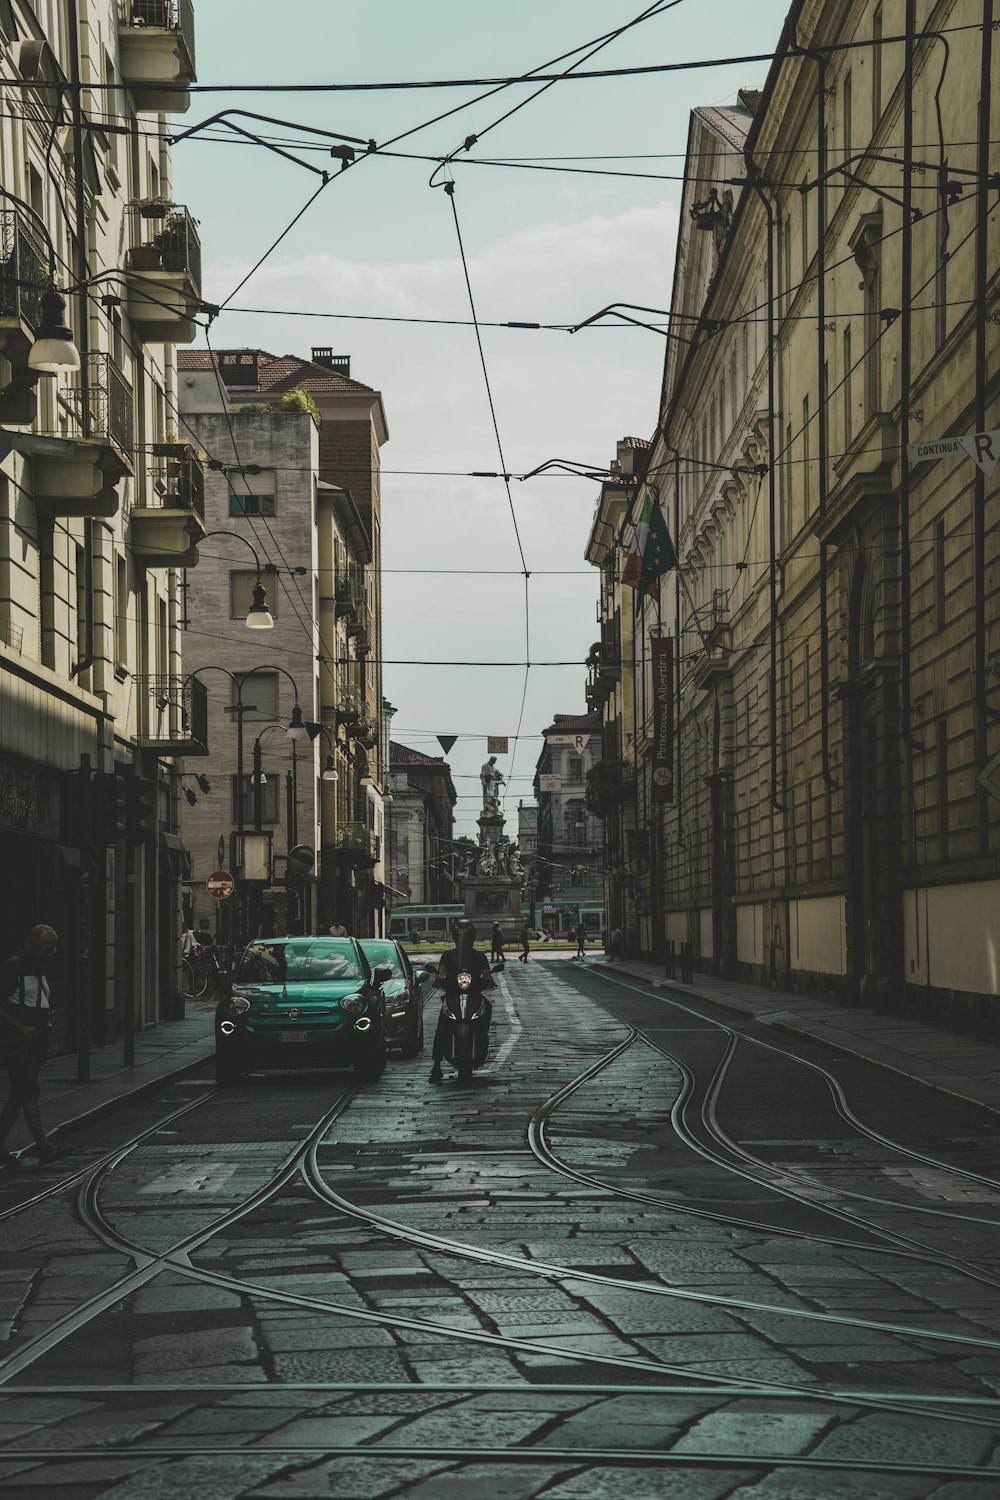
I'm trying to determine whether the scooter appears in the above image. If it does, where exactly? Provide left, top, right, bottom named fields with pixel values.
left=427, top=958, right=504, bottom=1083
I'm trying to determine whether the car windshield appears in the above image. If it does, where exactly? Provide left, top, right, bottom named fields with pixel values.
left=360, top=940, right=403, bottom=977
left=236, top=940, right=364, bottom=984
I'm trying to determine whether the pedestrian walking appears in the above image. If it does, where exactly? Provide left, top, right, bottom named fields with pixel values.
left=518, top=922, right=531, bottom=963
left=608, top=926, right=625, bottom=962
left=574, top=922, right=587, bottom=959
left=490, top=923, right=505, bottom=964
left=328, top=923, right=348, bottom=937
left=0, top=926, right=69, bottom=1168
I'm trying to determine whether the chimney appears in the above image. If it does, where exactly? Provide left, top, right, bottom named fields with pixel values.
left=312, top=348, right=350, bottom=378
left=217, top=349, right=259, bottom=389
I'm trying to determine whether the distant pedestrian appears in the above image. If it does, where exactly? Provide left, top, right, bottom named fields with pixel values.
left=574, top=922, right=587, bottom=959
left=0, top=926, right=69, bottom=1168
left=490, top=924, right=505, bottom=963
left=608, top=926, right=624, bottom=962
left=518, top=923, right=531, bottom=963
left=329, top=923, right=348, bottom=937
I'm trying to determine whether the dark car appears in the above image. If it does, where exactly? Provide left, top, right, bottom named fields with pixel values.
left=358, top=937, right=426, bottom=1057
left=215, top=937, right=391, bottom=1086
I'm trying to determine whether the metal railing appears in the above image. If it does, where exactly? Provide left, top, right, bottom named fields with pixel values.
left=332, top=822, right=379, bottom=862
left=0, top=209, right=47, bottom=330
left=349, top=716, right=378, bottom=749
left=127, top=202, right=200, bottom=290
left=133, top=672, right=208, bottom=748
left=144, top=442, right=205, bottom=518
left=334, top=559, right=363, bottom=618
left=119, top=0, right=196, bottom=70
left=58, top=353, right=133, bottom=457
left=335, top=666, right=362, bottom=722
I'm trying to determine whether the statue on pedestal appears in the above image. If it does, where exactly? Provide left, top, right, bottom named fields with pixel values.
left=480, top=756, right=506, bottom=813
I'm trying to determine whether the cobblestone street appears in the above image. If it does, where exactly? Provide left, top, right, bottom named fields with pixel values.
left=1, top=959, right=999, bottom=1496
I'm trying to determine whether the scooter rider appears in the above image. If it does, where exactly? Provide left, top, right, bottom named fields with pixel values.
left=429, top=919, right=495, bottom=1084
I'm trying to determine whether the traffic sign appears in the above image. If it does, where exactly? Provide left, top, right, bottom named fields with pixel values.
left=487, top=736, right=509, bottom=754
left=207, top=868, right=236, bottom=900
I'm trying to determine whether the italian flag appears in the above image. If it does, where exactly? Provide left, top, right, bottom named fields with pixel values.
left=622, top=494, right=677, bottom=596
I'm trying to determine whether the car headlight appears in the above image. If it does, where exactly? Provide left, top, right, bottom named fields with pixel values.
left=227, top=995, right=251, bottom=1016
left=340, top=994, right=366, bottom=1014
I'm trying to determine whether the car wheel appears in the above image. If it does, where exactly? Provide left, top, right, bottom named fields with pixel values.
left=215, top=1051, right=244, bottom=1087
left=400, top=1010, right=424, bottom=1058
left=357, top=1031, right=387, bottom=1081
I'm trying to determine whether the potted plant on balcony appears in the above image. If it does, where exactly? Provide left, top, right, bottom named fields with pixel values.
left=138, top=196, right=172, bottom=221
left=155, top=212, right=193, bottom=273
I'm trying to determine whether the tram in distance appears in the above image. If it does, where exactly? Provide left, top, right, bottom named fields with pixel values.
left=388, top=901, right=606, bottom=944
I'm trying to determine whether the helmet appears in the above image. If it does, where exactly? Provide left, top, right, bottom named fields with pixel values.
left=453, top=918, right=476, bottom=964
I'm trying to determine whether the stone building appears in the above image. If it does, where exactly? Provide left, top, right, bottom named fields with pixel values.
left=386, top=741, right=457, bottom=908
left=618, top=1, right=1000, bottom=1027
left=532, top=712, right=603, bottom=935
left=177, top=347, right=390, bottom=937
left=0, top=0, right=203, bottom=1044
left=586, top=439, right=648, bottom=953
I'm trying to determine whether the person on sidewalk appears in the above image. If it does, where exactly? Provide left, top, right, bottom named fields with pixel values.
left=518, top=922, right=531, bottom=963
left=490, top=924, right=505, bottom=964
left=574, top=922, right=587, bottom=959
left=0, top=926, right=70, bottom=1168
left=608, top=926, right=625, bottom=962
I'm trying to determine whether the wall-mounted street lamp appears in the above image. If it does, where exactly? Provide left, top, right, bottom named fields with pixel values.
left=200, top=529, right=274, bottom=630
left=27, top=286, right=81, bottom=373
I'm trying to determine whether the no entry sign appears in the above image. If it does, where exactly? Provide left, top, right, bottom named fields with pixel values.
left=207, top=869, right=236, bottom=900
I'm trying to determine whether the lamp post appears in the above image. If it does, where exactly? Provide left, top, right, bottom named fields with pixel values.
left=0, top=185, right=82, bottom=373
left=199, top=530, right=275, bottom=629
left=184, top=662, right=306, bottom=948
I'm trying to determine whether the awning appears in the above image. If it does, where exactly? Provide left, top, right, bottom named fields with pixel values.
left=160, top=832, right=192, bottom=877
left=377, top=881, right=409, bottom=899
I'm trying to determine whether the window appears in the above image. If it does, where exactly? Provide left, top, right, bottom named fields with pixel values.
left=231, top=774, right=279, bottom=825
left=156, top=596, right=168, bottom=685
left=231, top=570, right=276, bottom=620
left=872, top=6, right=883, bottom=128
left=74, top=543, right=87, bottom=667
left=935, top=252, right=948, bottom=349
left=233, top=670, right=278, bottom=722
left=802, top=395, right=810, bottom=520
left=842, top=71, right=852, bottom=161
left=115, top=554, right=128, bottom=671
left=568, top=758, right=582, bottom=783
left=229, top=490, right=276, bottom=517
left=843, top=326, right=853, bottom=446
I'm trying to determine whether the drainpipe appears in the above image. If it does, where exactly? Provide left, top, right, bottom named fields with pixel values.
left=67, top=0, right=90, bottom=412
left=900, top=0, right=920, bottom=750
left=974, top=0, right=996, bottom=827
left=674, top=450, right=684, bottom=848
left=744, top=153, right=785, bottom=813
left=70, top=516, right=95, bottom=677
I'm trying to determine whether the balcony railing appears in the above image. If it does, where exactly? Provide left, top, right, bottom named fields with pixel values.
left=145, top=441, right=205, bottom=518
left=119, top=0, right=195, bottom=69
left=335, top=667, right=362, bottom=723
left=349, top=716, right=378, bottom=750
left=127, top=202, right=201, bottom=290
left=133, top=672, right=208, bottom=753
left=332, top=823, right=379, bottom=864
left=334, top=559, right=363, bottom=620
left=57, top=353, right=133, bottom=458
left=0, top=210, right=46, bottom=331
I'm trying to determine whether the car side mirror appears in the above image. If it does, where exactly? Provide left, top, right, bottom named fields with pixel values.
left=373, top=965, right=393, bottom=984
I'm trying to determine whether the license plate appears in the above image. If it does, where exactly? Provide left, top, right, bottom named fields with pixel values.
left=280, top=1031, right=309, bottom=1043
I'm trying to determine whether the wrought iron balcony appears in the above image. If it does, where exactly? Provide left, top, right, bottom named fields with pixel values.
left=349, top=716, right=378, bottom=750
left=130, top=442, right=206, bottom=566
left=0, top=210, right=47, bottom=336
left=147, top=441, right=205, bottom=518
left=334, top=560, right=363, bottom=620
left=133, top=672, right=209, bottom=755
left=330, top=822, right=379, bottom=866
left=118, top=0, right=196, bottom=112
left=125, top=202, right=201, bottom=342
left=56, top=353, right=134, bottom=458
left=335, top=668, right=362, bottom=724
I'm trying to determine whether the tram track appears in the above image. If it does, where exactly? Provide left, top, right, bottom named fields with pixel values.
left=553, top=962, right=1000, bottom=1269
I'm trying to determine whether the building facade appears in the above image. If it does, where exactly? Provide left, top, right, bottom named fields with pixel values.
left=533, top=712, right=604, bottom=934
left=615, top=0, right=1000, bottom=1028
left=177, top=347, right=390, bottom=938
left=387, top=741, right=457, bottom=908
left=0, top=0, right=203, bottom=1046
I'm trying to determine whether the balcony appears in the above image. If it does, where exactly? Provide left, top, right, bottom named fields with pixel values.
left=330, top=822, right=379, bottom=867
left=585, top=636, right=620, bottom=708
left=335, top=668, right=362, bottom=725
left=334, top=561, right=363, bottom=621
left=126, top=202, right=201, bottom=343
left=0, top=210, right=46, bottom=345
left=129, top=441, right=207, bottom=566
left=349, top=716, right=378, bottom=750
left=118, top=0, right=196, bottom=113
left=133, top=672, right=209, bottom=756
left=31, top=353, right=133, bottom=518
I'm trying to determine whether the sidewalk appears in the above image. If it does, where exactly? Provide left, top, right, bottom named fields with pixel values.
left=582, top=955, right=1000, bottom=1118
left=7, top=1000, right=216, bottom=1152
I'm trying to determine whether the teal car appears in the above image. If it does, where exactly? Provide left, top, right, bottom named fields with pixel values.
left=215, top=937, right=391, bottom=1086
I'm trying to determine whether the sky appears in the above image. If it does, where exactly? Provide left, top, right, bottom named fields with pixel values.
left=174, top=0, right=790, bottom=837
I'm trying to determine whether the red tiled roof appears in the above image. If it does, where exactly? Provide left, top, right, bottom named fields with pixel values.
left=390, top=740, right=449, bottom=767
left=177, top=348, right=375, bottom=395
left=542, top=713, right=602, bottom=735
left=738, top=88, right=763, bottom=115
left=619, top=436, right=650, bottom=449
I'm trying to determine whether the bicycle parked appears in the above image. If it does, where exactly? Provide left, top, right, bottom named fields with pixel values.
left=181, top=931, right=223, bottom=998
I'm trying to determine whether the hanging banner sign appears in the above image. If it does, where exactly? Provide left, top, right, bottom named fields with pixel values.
left=651, top=635, right=674, bottom=805
left=487, top=736, right=509, bottom=754
left=538, top=774, right=560, bottom=792
left=907, top=430, right=1000, bottom=478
